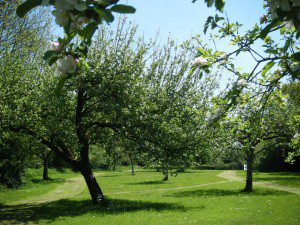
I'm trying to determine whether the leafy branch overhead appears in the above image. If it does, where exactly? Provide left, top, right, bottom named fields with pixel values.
left=17, top=0, right=136, bottom=82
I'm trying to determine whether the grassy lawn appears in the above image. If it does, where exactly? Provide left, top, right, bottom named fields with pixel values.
left=236, top=170, right=300, bottom=188
left=0, top=168, right=299, bottom=225
left=0, top=168, right=76, bottom=204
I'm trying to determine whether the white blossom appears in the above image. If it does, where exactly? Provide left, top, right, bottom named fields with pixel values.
left=192, top=56, right=208, bottom=66
left=294, top=132, right=299, bottom=139
left=237, top=79, right=247, bottom=88
left=51, top=42, right=60, bottom=51
left=57, top=55, right=78, bottom=76
left=52, top=10, right=70, bottom=27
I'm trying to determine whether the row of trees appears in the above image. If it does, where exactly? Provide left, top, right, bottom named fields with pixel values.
left=0, top=0, right=299, bottom=205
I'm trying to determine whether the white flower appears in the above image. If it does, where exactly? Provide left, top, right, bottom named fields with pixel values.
left=54, top=0, right=78, bottom=11
left=52, top=10, right=70, bottom=27
left=51, top=42, right=60, bottom=51
left=237, top=79, right=247, bottom=88
left=57, top=55, right=78, bottom=76
left=280, top=0, right=291, bottom=11
left=192, top=56, right=208, bottom=66
left=285, top=20, right=294, bottom=30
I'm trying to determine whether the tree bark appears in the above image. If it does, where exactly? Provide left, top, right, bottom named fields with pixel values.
left=163, top=165, right=169, bottom=181
left=129, top=154, right=135, bottom=175
left=131, top=162, right=135, bottom=175
left=42, top=155, right=50, bottom=180
left=80, top=163, right=105, bottom=205
left=244, top=148, right=254, bottom=192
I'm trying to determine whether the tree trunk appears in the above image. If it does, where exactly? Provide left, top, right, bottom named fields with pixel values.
left=163, top=165, right=169, bottom=181
left=129, top=154, right=135, bottom=175
left=131, top=162, right=135, bottom=175
left=42, top=156, right=50, bottom=180
left=80, top=163, right=105, bottom=205
left=112, top=161, right=116, bottom=171
left=244, top=149, right=254, bottom=192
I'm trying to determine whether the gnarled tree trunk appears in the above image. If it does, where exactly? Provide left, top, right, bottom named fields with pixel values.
left=80, top=163, right=105, bottom=205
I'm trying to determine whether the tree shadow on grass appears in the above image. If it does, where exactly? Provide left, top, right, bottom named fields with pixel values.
left=129, top=180, right=166, bottom=185
left=0, top=198, right=187, bottom=224
left=168, top=188, right=292, bottom=198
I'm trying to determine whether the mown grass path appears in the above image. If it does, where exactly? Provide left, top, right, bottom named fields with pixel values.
left=219, top=170, right=300, bottom=195
left=8, top=172, right=105, bottom=206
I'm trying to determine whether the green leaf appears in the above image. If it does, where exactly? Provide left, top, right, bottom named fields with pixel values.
left=260, top=19, right=278, bottom=39
left=204, top=16, right=213, bottom=34
left=215, top=0, right=225, bottom=12
left=94, top=8, right=114, bottom=23
left=110, top=4, right=136, bottom=14
left=262, top=61, right=275, bottom=77
left=205, top=0, right=215, bottom=7
left=81, top=22, right=99, bottom=41
left=16, top=0, right=42, bottom=18
left=82, top=59, right=90, bottom=70
left=55, top=77, right=68, bottom=96
left=43, top=50, right=59, bottom=61
left=197, top=48, right=206, bottom=56
left=291, top=52, right=300, bottom=62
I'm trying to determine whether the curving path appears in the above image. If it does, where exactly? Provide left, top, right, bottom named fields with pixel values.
left=9, top=172, right=105, bottom=206
left=218, top=170, right=300, bottom=195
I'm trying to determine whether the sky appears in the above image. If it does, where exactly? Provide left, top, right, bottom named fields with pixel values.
left=109, top=0, right=267, bottom=89
left=51, top=0, right=269, bottom=88
left=117, top=0, right=266, bottom=43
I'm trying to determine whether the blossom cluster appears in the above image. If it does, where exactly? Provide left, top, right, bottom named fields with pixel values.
left=192, top=56, right=208, bottom=66
left=51, top=41, right=79, bottom=77
left=49, top=0, right=92, bottom=77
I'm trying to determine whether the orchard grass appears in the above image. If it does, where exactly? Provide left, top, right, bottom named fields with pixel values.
left=0, top=168, right=299, bottom=225
left=0, top=168, right=76, bottom=204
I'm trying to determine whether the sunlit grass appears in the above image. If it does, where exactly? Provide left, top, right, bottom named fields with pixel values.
left=1, top=168, right=299, bottom=225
